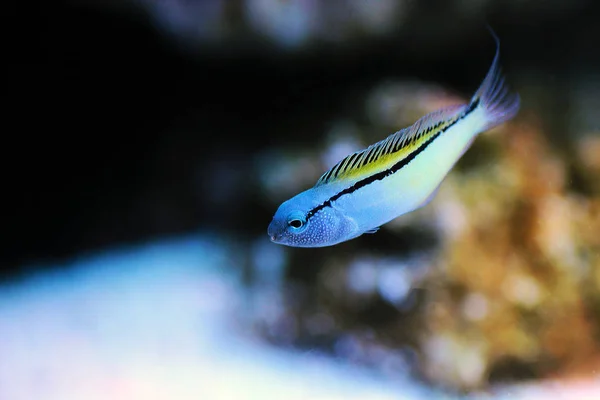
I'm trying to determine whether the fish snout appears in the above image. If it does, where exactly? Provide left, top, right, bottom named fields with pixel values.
left=267, top=221, right=281, bottom=242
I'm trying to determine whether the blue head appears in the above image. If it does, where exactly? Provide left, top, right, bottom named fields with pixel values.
left=267, top=189, right=359, bottom=248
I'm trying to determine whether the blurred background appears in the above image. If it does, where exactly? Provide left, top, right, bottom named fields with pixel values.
left=2, top=0, right=600, bottom=399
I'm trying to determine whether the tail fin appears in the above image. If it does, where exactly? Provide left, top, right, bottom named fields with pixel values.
left=469, top=26, right=520, bottom=131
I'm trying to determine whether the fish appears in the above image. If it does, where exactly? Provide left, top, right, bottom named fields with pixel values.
left=267, top=28, right=520, bottom=248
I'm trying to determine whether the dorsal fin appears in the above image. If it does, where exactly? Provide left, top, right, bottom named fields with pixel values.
left=315, top=104, right=466, bottom=187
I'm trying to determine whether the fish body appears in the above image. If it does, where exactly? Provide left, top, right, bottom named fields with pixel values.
left=268, top=29, right=520, bottom=248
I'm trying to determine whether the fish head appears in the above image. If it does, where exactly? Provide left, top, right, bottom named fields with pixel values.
left=268, top=190, right=358, bottom=248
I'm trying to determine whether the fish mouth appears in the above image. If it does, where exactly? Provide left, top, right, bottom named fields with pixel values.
left=268, top=233, right=283, bottom=244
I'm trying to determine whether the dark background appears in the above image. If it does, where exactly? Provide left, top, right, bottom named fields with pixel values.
left=3, top=0, right=599, bottom=276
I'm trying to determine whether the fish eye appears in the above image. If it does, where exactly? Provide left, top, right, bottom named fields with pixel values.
left=288, top=219, right=304, bottom=229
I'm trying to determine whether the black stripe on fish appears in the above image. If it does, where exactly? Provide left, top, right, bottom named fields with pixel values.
left=305, top=100, right=479, bottom=222
left=316, top=108, right=464, bottom=187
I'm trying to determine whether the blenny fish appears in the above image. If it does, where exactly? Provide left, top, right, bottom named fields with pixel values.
left=268, top=29, right=520, bottom=248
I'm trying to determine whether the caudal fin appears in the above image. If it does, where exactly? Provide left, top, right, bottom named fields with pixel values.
left=469, top=27, right=520, bottom=131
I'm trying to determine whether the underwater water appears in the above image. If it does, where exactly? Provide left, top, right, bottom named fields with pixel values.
left=0, top=235, right=598, bottom=400
left=5, top=0, right=600, bottom=399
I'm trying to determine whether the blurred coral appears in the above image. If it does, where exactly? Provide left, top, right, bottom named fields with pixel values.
left=421, top=117, right=600, bottom=389
left=256, top=79, right=600, bottom=391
